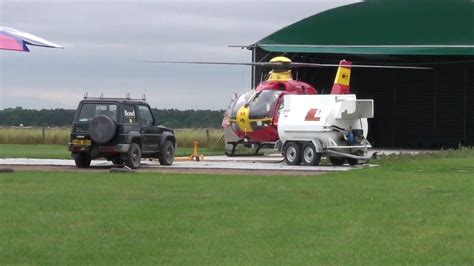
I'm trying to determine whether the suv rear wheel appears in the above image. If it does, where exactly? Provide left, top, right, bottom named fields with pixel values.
left=125, top=143, right=141, bottom=169
left=159, top=140, right=175, bottom=166
left=75, top=153, right=91, bottom=168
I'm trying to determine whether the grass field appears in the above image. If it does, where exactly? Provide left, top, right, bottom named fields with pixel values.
left=0, top=144, right=222, bottom=159
left=0, top=151, right=473, bottom=264
left=0, top=127, right=224, bottom=149
left=0, top=127, right=69, bottom=145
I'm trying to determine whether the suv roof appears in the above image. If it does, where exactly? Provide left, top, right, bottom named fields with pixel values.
left=81, top=97, right=148, bottom=105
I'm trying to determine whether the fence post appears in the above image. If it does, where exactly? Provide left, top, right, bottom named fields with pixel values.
left=42, top=126, right=45, bottom=143
left=206, top=128, right=210, bottom=147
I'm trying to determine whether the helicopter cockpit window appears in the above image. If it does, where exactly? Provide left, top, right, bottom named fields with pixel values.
left=248, top=90, right=283, bottom=119
left=230, top=91, right=254, bottom=118
left=230, top=90, right=283, bottom=119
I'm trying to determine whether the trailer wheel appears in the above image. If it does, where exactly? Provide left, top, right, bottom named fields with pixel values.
left=329, top=157, right=346, bottom=166
left=302, top=142, right=321, bottom=166
left=284, top=142, right=302, bottom=165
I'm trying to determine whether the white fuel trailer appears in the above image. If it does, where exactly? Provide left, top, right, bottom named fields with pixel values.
left=277, top=94, right=374, bottom=166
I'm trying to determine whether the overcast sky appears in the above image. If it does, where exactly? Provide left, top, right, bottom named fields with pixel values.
left=0, top=0, right=357, bottom=110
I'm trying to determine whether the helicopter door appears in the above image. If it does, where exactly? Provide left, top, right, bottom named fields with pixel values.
left=272, top=93, right=286, bottom=126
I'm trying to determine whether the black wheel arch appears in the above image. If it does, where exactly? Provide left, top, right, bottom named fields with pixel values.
left=131, top=137, right=142, bottom=149
left=126, top=131, right=142, bottom=147
left=160, top=132, right=176, bottom=149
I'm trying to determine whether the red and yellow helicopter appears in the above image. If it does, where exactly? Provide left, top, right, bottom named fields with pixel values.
left=145, top=56, right=427, bottom=156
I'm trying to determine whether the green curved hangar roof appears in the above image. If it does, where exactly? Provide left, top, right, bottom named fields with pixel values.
left=257, top=0, right=474, bottom=55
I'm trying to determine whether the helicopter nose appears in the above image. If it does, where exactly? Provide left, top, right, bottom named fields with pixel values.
left=236, top=106, right=253, bottom=133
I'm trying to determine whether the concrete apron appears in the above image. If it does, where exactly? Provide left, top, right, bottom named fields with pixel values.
left=0, top=157, right=373, bottom=172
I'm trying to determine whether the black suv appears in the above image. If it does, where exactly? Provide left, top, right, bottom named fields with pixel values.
left=68, top=96, right=176, bottom=169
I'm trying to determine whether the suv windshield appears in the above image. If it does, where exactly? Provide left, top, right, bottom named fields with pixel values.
left=77, top=103, right=118, bottom=122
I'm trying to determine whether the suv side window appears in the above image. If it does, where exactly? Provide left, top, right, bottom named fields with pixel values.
left=122, top=105, right=137, bottom=124
left=138, top=105, right=154, bottom=125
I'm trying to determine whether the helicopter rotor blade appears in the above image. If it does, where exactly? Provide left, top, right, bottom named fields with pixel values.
left=289, top=62, right=431, bottom=70
left=143, top=60, right=431, bottom=70
left=143, top=60, right=269, bottom=66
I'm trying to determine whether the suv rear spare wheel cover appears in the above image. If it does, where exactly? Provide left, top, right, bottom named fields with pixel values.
left=89, top=115, right=116, bottom=143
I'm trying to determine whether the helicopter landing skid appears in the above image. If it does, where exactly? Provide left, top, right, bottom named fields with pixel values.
left=225, top=140, right=275, bottom=157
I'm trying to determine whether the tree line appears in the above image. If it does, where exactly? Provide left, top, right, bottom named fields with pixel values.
left=0, top=107, right=225, bottom=128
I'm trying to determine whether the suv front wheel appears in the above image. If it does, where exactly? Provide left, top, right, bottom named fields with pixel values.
left=125, top=143, right=141, bottom=169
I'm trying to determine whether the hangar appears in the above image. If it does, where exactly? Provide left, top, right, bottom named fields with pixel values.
left=251, top=0, right=474, bottom=148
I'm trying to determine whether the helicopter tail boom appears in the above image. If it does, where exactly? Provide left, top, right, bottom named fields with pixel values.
left=331, top=60, right=352, bottom=94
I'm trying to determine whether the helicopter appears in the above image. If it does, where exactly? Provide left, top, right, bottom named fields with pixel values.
left=144, top=56, right=428, bottom=156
